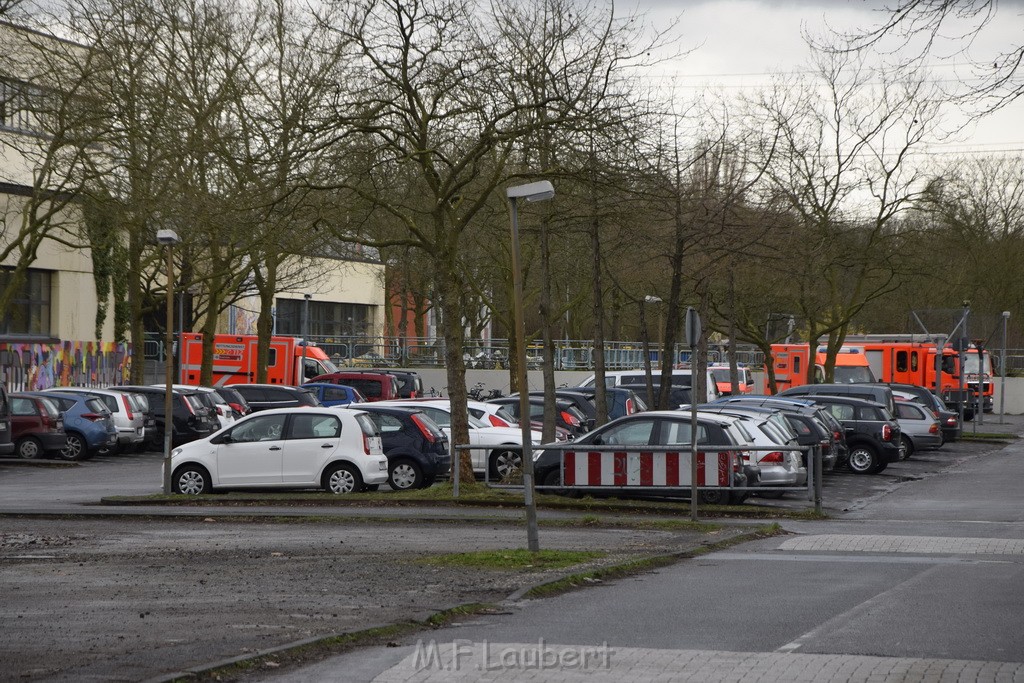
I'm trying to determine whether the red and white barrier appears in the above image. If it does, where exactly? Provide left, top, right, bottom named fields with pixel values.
left=561, top=451, right=731, bottom=487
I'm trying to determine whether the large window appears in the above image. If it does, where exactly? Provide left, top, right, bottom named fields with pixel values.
left=0, top=268, right=52, bottom=336
left=276, top=298, right=372, bottom=338
left=0, top=77, right=46, bottom=135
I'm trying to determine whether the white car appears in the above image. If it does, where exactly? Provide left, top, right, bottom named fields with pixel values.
left=373, top=399, right=541, bottom=478
left=169, top=407, right=388, bottom=494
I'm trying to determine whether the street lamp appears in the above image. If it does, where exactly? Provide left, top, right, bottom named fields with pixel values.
left=507, top=180, right=554, bottom=553
left=1001, top=311, right=1010, bottom=423
left=301, top=294, right=312, bottom=384
left=156, top=228, right=181, bottom=495
left=641, top=295, right=662, bottom=408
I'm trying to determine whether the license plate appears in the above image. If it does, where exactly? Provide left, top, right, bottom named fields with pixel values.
left=378, top=460, right=387, bottom=471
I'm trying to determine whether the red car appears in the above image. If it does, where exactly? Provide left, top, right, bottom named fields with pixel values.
left=10, top=393, right=66, bottom=459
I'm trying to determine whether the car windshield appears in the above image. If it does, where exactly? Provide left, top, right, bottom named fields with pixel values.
left=833, top=366, right=876, bottom=383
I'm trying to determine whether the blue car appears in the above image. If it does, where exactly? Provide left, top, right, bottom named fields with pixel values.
left=25, top=391, right=117, bottom=460
left=301, top=383, right=367, bottom=407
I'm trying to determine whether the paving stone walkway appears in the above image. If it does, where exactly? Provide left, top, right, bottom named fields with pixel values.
left=778, top=534, right=1024, bottom=555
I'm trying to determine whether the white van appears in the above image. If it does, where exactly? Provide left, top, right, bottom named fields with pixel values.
left=577, top=369, right=721, bottom=402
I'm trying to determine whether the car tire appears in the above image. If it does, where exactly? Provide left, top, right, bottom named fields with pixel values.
left=323, top=463, right=362, bottom=494
left=698, top=489, right=728, bottom=505
left=758, top=490, right=786, bottom=499
left=899, top=435, right=914, bottom=460
left=489, top=448, right=521, bottom=481
left=59, top=433, right=87, bottom=461
left=388, top=459, right=424, bottom=491
left=172, top=464, right=211, bottom=495
left=16, top=437, right=43, bottom=459
left=542, top=469, right=563, bottom=487
left=847, top=445, right=879, bottom=474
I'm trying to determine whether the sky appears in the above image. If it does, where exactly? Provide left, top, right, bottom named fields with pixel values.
left=624, top=0, right=1024, bottom=157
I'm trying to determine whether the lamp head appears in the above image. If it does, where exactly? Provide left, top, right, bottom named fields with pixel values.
left=156, top=229, right=181, bottom=245
left=506, top=180, right=555, bottom=202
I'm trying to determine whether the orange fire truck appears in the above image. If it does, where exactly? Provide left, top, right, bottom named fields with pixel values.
left=768, top=344, right=875, bottom=392
left=180, top=333, right=338, bottom=386
left=846, top=336, right=993, bottom=413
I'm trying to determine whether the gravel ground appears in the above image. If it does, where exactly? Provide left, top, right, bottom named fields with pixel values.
left=0, top=516, right=741, bottom=682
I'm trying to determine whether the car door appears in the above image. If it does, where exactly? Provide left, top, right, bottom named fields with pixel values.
left=215, top=413, right=288, bottom=486
left=282, top=412, right=343, bottom=484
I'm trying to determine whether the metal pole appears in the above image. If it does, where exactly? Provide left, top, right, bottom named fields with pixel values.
left=176, top=288, right=184, bottom=384
left=689, top=396, right=699, bottom=522
left=813, top=445, right=823, bottom=515
left=510, top=196, right=540, bottom=551
left=1001, top=312, right=1010, bottom=423
left=162, top=244, right=175, bottom=495
left=301, top=293, right=311, bottom=385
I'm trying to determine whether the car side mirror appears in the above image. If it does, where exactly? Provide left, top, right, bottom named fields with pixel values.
left=212, top=433, right=232, bottom=445
left=591, top=435, right=602, bottom=445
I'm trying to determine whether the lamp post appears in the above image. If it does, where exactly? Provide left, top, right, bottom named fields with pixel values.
left=1001, top=311, right=1010, bottom=423
left=641, top=295, right=662, bottom=408
left=507, top=180, right=555, bottom=553
left=156, top=229, right=181, bottom=494
left=301, top=293, right=311, bottom=384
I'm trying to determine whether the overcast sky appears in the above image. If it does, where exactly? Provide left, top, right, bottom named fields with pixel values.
left=625, top=0, right=1024, bottom=155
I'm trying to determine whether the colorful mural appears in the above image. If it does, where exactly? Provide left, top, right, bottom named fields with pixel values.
left=0, top=340, right=132, bottom=392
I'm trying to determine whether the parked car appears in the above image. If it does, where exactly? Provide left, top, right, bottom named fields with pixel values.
left=308, top=372, right=401, bottom=402
left=798, top=395, right=903, bottom=474
left=24, top=391, right=117, bottom=460
left=9, top=393, right=67, bottom=458
left=532, top=411, right=755, bottom=504
left=169, top=407, right=388, bottom=494
left=153, top=385, right=236, bottom=430
left=0, top=383, right=13, bottom=456
left=353, top=405, right=451, bottom=490
left=465, top=399, right=574, bottom=442
left=485, top=396, right=589, bottom=436
left=710, top=395, right=843, bottom=471
left=886, top=382, right=960, bottom=443
left=212, top=386, right=252, bottom=419
left=577, top=368, right=722, bottom=402
left=619, top=383, right=692, bottom=410
left=777, top=382, right=897, bottom=416
left=303, top=382, right=367, bottom=407
left=526, top=390, right=598, bottom=430
left=230, top=384, right=320, bottom=412
left=571, top=386, right=647, bottom=420
left=43, top=387, right=145, bottom=452
left=372, top=399, right=542, bottom=479
left=341, top=369, right=423, bottom=398
left=108, top=390, right=157, bottom=451
left=117, top=385, right=219, bottom=448
left=893, top=399, right=942, bottom=458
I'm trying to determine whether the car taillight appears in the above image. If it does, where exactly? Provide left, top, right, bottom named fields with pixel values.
left=625, top=398, right=635, bottom=415
left=488, top=415, right=511, bottom=428
left=410, top=414, right=437, bottom=443
left=833, top=430, right=842, bottom=441
left=946, top=417, right=957, bottom=426
left=761, top=451, right=784, bottom=463
left=362, top=432, right=371, bottom=455
left=881, top=424, right=892, bottom=441
left=216, top=405, right=225, bottom=416
left=229, top=402, right=248, bottom=416
left=560, top=411, right=580, bottom=427
left=82, top=412, right=106, bottom=422
left=722, top=451, right=740, bottom=472
left=929, top=423, right=938, bottom=434
left=121, top=395, right=134, bottom=420
left=410, top=390, right=418, bottom=398
left=182, top=397, right=195, bottom=415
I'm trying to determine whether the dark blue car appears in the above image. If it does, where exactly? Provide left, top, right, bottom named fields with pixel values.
left=25, top=391, right=117, bottom=460
left=354, top=405, right=450, bottom=490
left=302, top=383, right=366, bottom=407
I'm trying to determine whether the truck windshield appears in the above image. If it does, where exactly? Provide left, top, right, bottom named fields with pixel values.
left=962, top=352, right=992, bottom=376
left=833, top=366, right=876, bottom=383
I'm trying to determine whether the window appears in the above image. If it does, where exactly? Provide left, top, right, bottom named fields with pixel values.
left=230, top=414, right=286, bottom=442
left=374, top=414, right=404, bottom=434
left=275, top=298, right=373, bottom=338
left=598, top=419, right=655, bottom=445
left=896, top=351, right=908, bottom=372
left=323, top=386, right=350, bottom=402
left=826, top=404, right=855, bottom=421
left=11, top=396, right=37, bottom=416
left=856, top=406, right=882, bottom=420
left=0, top=77, right=47, bottom=135
left=910, top=352, right=918, bottom=372
left=0, top=268, right=52, bottom=336
left=289, top=414, right=340, bottom=439
left=661, top=420, right=709, bottom=445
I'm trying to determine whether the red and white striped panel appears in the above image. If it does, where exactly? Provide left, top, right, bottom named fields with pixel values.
left=561, top=451, right=731, bottom=487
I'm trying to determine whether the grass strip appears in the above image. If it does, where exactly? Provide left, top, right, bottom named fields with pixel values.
left=522, top=523, right=783, bottom=599
left=418, top=549, right=606, bottom=570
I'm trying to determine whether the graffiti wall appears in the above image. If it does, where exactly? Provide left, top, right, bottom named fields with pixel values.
left=0, top=340, right=132, bottom=392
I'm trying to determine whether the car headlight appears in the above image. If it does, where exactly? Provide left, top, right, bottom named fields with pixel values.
left=171, top=448, right=183, bottom=458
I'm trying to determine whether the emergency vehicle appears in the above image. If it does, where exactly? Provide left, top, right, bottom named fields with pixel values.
left=768, top=344, right=875, bottom=393
left=180, top=333, right=338, bottom=387
left=845, top=336, right=993, bottom=413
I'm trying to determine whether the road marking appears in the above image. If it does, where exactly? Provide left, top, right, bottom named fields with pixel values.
left=702, top=552, right=1009, bottom=564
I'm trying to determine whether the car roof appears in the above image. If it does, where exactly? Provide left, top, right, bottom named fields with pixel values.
left=798, top=394, right=887, bottom=408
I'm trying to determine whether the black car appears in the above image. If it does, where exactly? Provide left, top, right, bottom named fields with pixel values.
left=0, top=383, right=13, bottom=456
left=533, top=411, right=753, bottom=504
left=117, top=386, right=218, bottom=449
left=526, top=390, right=598, bottom=431
left=778, top=382, right=897, bottom=416
left=797, top=395, right=903, bottom=474
left=569, top=386, right=646, bottom=420
left=212, top=386, right=252, bottom=419
left=355, top=405, right=450, bottom=489
left=231, top=384, right=320, bottom=412
left=487, top=396, right=589, bottom=436
left=619, top=382, right=693, bottom=410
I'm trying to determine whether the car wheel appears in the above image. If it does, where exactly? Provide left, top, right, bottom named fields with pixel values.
left=489, top=448, right=522, bottom=481
left=758, top=490, right=786, bottom=499
left=323, top=463, right=362, bottom=494
left=59, top=433, right=87, bottom=461
left=388, top=459, right=423, bottom=490
left=847, top=445, right=879, bottom=474
left=172, top=464, right=211, bottom=495
left=899, top=435, right=914, bottom=460
left=698, top=489, right=728, bottom=505
left=541, top=469, right=563, bottom=487
left=16, top=437, right=43, bottom=459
